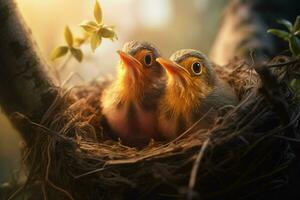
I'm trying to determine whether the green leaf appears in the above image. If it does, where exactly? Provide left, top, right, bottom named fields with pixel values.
left=64, top=26, right=73, bottom=47
left=80, top=20, right=99, bottom=33
left=277, top=19, right=293, bottom=32
left=294, top=16, right=300, bottom=33
left=90, top=32, right=102, bottom=52
left=50, top=46, right=69, bottom=60
left=290, top=79, right=297, bottom=87
left=289, top=36, right=300, bottom=57
left=290, top=78, right=300, bottom=95
left=267, top=29, right=290, bottom=41
left=94, top=0, right=103, bottom=24
left=70, top=47, right=83, bottom=62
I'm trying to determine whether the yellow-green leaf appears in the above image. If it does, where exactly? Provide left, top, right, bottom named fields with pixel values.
left=267, top=29, right=290, bottom=41
left=74, top=32, right=90, bottom=47
left=50, top=46, right=69, bottom=60
left=80, top=20, right=99, bottom=33
left=90, top=32, right=102, bottom=52
left=65, top=26, right=73, bottom=47
left=100, top=27, right=116, bottom=39
left=94, top=0, right=103, bottom=24
left=74, top=38, right=86, bottom=47
left=70, top=47, right=83, bottom=62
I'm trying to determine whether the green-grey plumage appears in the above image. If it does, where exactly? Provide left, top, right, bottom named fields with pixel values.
left=170, top=49, right=208, bottom=63
left=122, top=40, right=161, bottom=60
left=171, top=49, right=217, bottom=85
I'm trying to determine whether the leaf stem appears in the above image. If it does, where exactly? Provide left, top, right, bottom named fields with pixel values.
left=58, top=54, right=73, bottom=71
left=54, top=54, right=73, bottom=83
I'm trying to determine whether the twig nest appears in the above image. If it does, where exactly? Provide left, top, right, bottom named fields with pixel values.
left=7, top=57, right=300, bottom=200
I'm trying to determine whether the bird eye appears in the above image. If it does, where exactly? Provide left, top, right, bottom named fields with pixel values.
left=144, top=54, right=153, bottom=66
left=191, top=61, right=202, bottom=75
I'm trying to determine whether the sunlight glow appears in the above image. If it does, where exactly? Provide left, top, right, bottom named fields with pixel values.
left=138, top=0, right=172, bottom=28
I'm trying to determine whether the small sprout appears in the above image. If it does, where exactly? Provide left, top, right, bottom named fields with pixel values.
left=50, top=0, right=117, bottom=66
left=79, top=0, right=117, bottom=52
left=268, top=15, right=300, bottom=58
left=51, top=26, right=83, bottom=62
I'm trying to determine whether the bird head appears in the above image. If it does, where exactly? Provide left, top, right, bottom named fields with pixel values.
left=116, top=41, right=163, bottom=100
left=157, top=49, right=216, bottom=110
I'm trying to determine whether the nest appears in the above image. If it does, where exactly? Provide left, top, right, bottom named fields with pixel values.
left=3, top=57, right=300, bottom=200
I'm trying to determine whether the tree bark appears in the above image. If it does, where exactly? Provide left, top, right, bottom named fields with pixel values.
left=0, top=0, right=56, bottom=141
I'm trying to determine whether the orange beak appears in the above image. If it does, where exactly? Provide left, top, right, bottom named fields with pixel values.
left=117, top=50, right=143, bottom=75
left=156, top=58, right=189, bottom=83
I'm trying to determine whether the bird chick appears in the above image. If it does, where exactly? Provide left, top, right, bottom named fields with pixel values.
left=156, top=49, right=238, bottom=139
left=101, top=41, right=165, bottom=146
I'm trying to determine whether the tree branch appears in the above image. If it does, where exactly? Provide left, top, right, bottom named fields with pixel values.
left=0, top=0, right=57, bottom=141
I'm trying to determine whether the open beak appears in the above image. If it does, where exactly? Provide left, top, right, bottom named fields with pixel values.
left=117, top=50, right=142, bottom=74
left=156, top=58, right=189, bottom=83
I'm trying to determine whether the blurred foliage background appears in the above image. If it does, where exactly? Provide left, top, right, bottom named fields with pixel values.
left=0, top=0, right=227, bottom=183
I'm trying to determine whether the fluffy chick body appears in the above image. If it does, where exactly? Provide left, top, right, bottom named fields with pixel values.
left=101, top=41, right=164, bottom=146
left=157, top=49, right=238, bottom=139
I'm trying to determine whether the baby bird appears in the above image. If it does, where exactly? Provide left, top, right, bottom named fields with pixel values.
left=101, top=41, right=165, bottom=146
left=156, top=49, right=238, bottom=139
